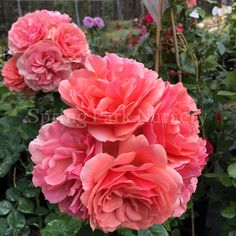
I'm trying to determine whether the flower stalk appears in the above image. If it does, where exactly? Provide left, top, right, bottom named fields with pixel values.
left=155, top=0, right=163, bottom=73
left=170, top=5, right=182, bottom=82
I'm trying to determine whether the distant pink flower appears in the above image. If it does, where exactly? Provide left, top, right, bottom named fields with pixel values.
left=52, top=23, right=89, bottom=61
left=17, top=40, right=71, bottom=92
left=142, top=82, right=208, bottom=216
left=29, top=120, right=102, bottom=220
left=141, top=13, right=155, bottom=25
left=176, top=25, right=184, bottom=33
left=83, top=17, right=94, bottom=28
left=1, top=56, right=28, bottom=93
left=59, top=53, right=166, bottom=142
left=8, top=10, right=71, bottom=55
left=186, top=0, right=197, bottom=8
left=80, top=135, right=183, bottom=232
left=93, top=17, right=105, bottom=29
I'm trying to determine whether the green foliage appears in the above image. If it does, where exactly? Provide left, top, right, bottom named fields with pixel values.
left=138, top=225, right=168, bottom=236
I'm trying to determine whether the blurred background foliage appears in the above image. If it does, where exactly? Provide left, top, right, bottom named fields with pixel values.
left=0, top=0, right=236, bottom=236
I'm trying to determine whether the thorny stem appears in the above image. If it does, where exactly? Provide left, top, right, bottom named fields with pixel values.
left=155, top=0, right=163, bottom=73
left=170, top=6, right=182, bottom=82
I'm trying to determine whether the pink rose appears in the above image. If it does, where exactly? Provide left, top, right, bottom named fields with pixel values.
left=173, top=177, right=198, bottom=217
left=29, top=120, right=102, bottom=220
left=8, top=12, right=48, bottom=54
left=1, top=56, right=28, bottom=93
left=38, top=10, right=71, bottom=28
left=143, top=82, right=205, bottom=167
left=59, top=53, right=166, bottom=141
left=80, top=135, right=183, bottom=232
left=142, top=82, right=208, bottom=216
left=17, top=40, right=71, bottom=92
left=8, top=10, right=71, bottom=55
left=186, top=0, right=197, bottom=8
left=52, top=23, right=89, bottom=61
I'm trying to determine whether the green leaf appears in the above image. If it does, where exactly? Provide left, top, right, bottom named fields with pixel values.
left=138, top=225, right=168, bottom=236
left=217, top=91, right=236, bottom=99
left=216, top=42, right=226, bottom=55
left=7, top=210, right=25, bottom=230
left=228, top=163, right=236, bottom=178
left=18, top=197, right=34, bottom=214
left=42, top=215, right=82, bottom=236
left=204, top=55, right=217, bottom=69
left=223, top=71, right=236, bottom=92
left=6, top=188, right=21, bottom=201
left=16, top=179, right=31, bottom=193
left=0, top=200, right=12, bottom=215
left=221, top=206, right=236, bottom=219
left=171, top=229, right=181, bottom=236
left=219, top=174, right=232, bottom=187
left=0, top=131, right=23, bottom=177
left=118, top=228, right=135, bottom=236
left=23, top=186, right=39, bottom=198
left=0, top=218, right=8, bottom=235
left=35, top=207, right=49, bottom=216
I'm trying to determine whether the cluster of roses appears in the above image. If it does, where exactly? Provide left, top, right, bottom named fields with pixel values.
left=29, top=53, right=207, bottom=231
left=2, top=10, right=89, bottom=93
left=2, top=10, right=208, bottom=233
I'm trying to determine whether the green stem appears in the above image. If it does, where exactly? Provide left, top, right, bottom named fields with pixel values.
left=170, top=6, right=182, bottom=82
left=36, top=194, right=43, bottom=230
left=155, top=0, right=163, bottom=73
left=13, top=167, right=16, bottom=188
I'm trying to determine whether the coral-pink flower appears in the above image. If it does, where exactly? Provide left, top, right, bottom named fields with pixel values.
left=1, top=56, right=28, bottom=93
left=8, top=12, right=48, bottom=55
left=52, top=23, right=89, bottom=61
left=38, top=10, right=71, bottom=28
left=29, top=120, right=102, bottom=220
left=80, top=135, right=183, bottom=232
left=17, top=40, right=71, bottom=92
left=8, top=10, right=71, bottom=55
left=59, top=53, right=166, bottom=142
left=142, top=82, right=208, bottom=216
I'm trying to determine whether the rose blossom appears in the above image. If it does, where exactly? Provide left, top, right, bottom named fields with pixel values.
left=29, top=120, right=102, bottom=220
left=38, top=10, right=71, bottom=28
left=52, top=23, right=89, bottom=61
left=1, top=56, right=28, bottom=93
left=141, top=13, right=155, bottom=25
left=80, top=135, right=183, bottom=232
left=8, top=12, right=48, bottom=54
left=59, top=53, right=166, bottom=142
left=83, top=17, right=94, bottom=28
left=142, top=82, right=208, bottom=216
left=17, top=40, right=71, bottom=92
left=93, top=17, right=105, bottom=29
left=8, top=10, right=71, bottom=55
